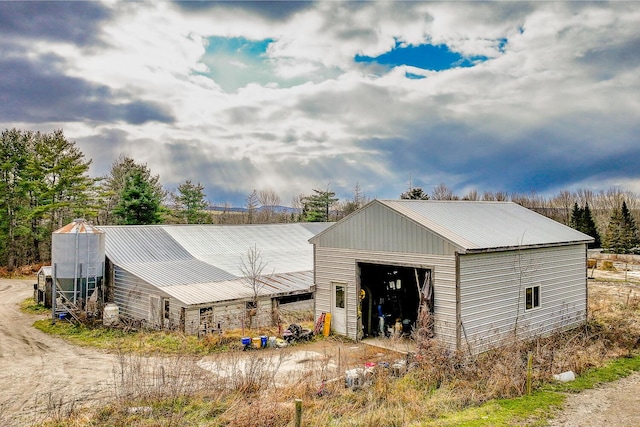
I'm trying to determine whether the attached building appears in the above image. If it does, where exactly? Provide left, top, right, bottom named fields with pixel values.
left=310, top=200, right=593, bottom=354
left=101, top=223, right=330, bottom=334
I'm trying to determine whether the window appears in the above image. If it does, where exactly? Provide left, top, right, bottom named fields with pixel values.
left=525, top=286, right=540, bottom=310
left=199, top=307, right=214, bottom=326
left=335, top=285, right=345, bottom=309
left=163, top=298, right=170, bottom=319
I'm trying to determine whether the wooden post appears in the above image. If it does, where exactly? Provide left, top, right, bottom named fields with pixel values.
left=527, top=352, right=533, bottom=395
left=294, top=398, right=302, bottom=427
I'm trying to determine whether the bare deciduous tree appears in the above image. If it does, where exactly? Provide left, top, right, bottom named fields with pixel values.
left=431, top=183, right=456, bottom=200
left=240, top=244, right=268, bottom=328
left=462, top=189, right=479, bottom=201
left=258, top=188, right=281, bottom=223
left=245, top=190, right=259, bottom=224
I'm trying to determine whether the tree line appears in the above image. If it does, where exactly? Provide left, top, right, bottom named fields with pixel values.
left=2, top=128, right=639, bottom=269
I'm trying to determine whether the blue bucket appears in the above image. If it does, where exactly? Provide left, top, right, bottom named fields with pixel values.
left=260, top=335, right=268, bottom=348
left=241, top=337, right=251, bottom=346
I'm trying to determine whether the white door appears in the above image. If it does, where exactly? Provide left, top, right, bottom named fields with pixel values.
left=331, top=283, right=347, bottom=335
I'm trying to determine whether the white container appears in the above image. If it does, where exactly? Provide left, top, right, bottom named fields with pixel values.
left=103, top=303, right=119, bottom=326
left=553, top=371, right=576, bottom=382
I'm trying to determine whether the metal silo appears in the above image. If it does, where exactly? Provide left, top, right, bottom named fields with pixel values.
left=51, top=219, right=105, bottom=320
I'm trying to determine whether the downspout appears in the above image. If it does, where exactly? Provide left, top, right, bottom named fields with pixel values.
left=312, top=244, right=318, bottom=324
left=584, top=244, right=589, bottom=322
left=455, top=252, right=461, bottom=352
left=73, top=222, right=80, bottom=304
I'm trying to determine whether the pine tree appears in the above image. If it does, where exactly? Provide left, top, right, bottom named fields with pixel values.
left=620, top=201, right=639, bottom=251
left=174, top=180, right=210, bottom=224
left=302, top=188, right=338, bottom=222
left=582, top=203, right=601, bottom=248
left=569, top=203, right=583, bottom=230
left=400, top=187, right=429, bottom=200
left=603, top=206, right=626, bottom=253
left=0, top=129, right=32, bottom=268
left=97, top=155, right=165, bottom=225
left=570, top=202, right=601, bottom=249
left=113, top=170, right=162, bottom=225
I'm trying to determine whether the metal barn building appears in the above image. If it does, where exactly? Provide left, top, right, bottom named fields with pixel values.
left=310, top=200, right=594, bottom=354
left=100, top=223, right=330, bottom=335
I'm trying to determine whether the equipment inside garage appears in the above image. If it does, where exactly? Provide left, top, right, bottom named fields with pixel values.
left=359, top=263, right=431, bottom=338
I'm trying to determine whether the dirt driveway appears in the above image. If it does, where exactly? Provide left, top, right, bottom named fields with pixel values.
left=0, top=278, right=116, bottom=426
left=548, top=271, right=640, bottom=427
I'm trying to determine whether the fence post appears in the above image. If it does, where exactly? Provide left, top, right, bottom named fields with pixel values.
left=527, top=352, right=533, bottom=395
left=294, top=398, right=302, bottom=427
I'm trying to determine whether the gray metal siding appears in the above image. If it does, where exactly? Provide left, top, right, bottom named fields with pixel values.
left=459, top=244, right=587, bottom=353
left=311, top=202, right=459, bottom=256
left=314, top=247, right=458, bottom=347
left=113, top=266, right=167, bottom=325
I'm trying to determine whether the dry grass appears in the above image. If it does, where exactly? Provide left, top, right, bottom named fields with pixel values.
left=40, top=282, right=640, bottom=426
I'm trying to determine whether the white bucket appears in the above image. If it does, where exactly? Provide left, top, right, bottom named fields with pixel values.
left=103, top=303, right=119, bottom=326
left=553, top=371, right=576, bottom=382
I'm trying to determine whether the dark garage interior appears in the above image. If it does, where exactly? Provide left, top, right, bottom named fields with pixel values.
left=359, top=263, right=432, bottom=338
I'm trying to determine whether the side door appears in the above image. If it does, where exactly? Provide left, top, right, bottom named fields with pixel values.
left=331, top=282, right=347, bottom=335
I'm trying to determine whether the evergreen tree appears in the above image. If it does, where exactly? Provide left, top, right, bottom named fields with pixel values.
left=582, top=203, right=601, bottom=248
left=302, top=188, right=338, bottom=222
left=569, top=203, right=583, bottom=230
left=97, top=155, right=165, bottom=225
left=1, top=129, right=94, bottom=266
left=0, top=129, right=32, bottom=268
left=173, top=180, right=210, bottom=224
left=620, top=201, right=639, bottom=251
left=603, top=206, right=626, bottom=253
left=113, top=170, right=162, bottom=225
left=569, top=202, right=601, bottom=249
left=400, top=187, right=429, bottom=200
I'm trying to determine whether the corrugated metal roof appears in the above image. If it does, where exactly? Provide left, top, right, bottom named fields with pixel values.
left=381, top=200, right=594, bottom=251
left=311, top=200, right=593, bottom=253
left=54, top=218, right=104, bottom=234
left=99, top=223, right=331, bottom=303
left=38, top=266, right=52, bottom=277
left=160, top=271, right=314, bottom=306
left=163, top=224, right=330, bottom=276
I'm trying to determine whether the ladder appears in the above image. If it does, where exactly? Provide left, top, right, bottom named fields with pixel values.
left=84, top=233, right=101, bottom=316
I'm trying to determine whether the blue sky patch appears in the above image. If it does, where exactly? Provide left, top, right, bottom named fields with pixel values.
left=199, top=36, right=277, bottom=91
left=405, top=72, right=426, bottom=80
left=355, top=41, right=487, bottom=72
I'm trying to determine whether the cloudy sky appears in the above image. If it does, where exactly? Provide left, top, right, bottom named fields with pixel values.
left=1, top=1, right=639, bottom=206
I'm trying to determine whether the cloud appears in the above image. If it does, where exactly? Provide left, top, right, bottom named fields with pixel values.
left=0, top=53, right=174, bottom=124
left=172, top=0, right=314, bottom=21
left=0, top=1, right=110, bottom=45
left=1, top=1, right=639, bottom=207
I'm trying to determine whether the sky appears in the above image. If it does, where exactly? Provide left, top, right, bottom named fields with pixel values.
left=1, top=1, right=639, bottom=207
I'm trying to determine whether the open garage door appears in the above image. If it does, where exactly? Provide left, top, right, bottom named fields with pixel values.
left=359, top=263, right=432, bottom=338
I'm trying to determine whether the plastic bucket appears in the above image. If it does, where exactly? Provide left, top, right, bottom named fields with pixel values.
left=260, top=336, right=268, bottom=348
left=241, top=337, right=251, bottom=346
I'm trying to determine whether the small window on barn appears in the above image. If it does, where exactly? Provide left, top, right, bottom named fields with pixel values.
left=525, top=286, right=540, bottom=310
left=335, top=285, right=345, bottom=309
left=163, top=298, right=170, bottom=319
left=246, top=301, right=257, bottom=310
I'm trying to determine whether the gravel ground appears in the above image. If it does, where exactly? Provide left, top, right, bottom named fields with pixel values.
left=547, top=268, right=640, bottom=427
left=547, top=371, right=640, bottom=427
left=0, top=278, right=116, bottom=426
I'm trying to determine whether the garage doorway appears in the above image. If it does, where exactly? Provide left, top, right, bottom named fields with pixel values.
left=359, top=263, right=432, bottom=338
